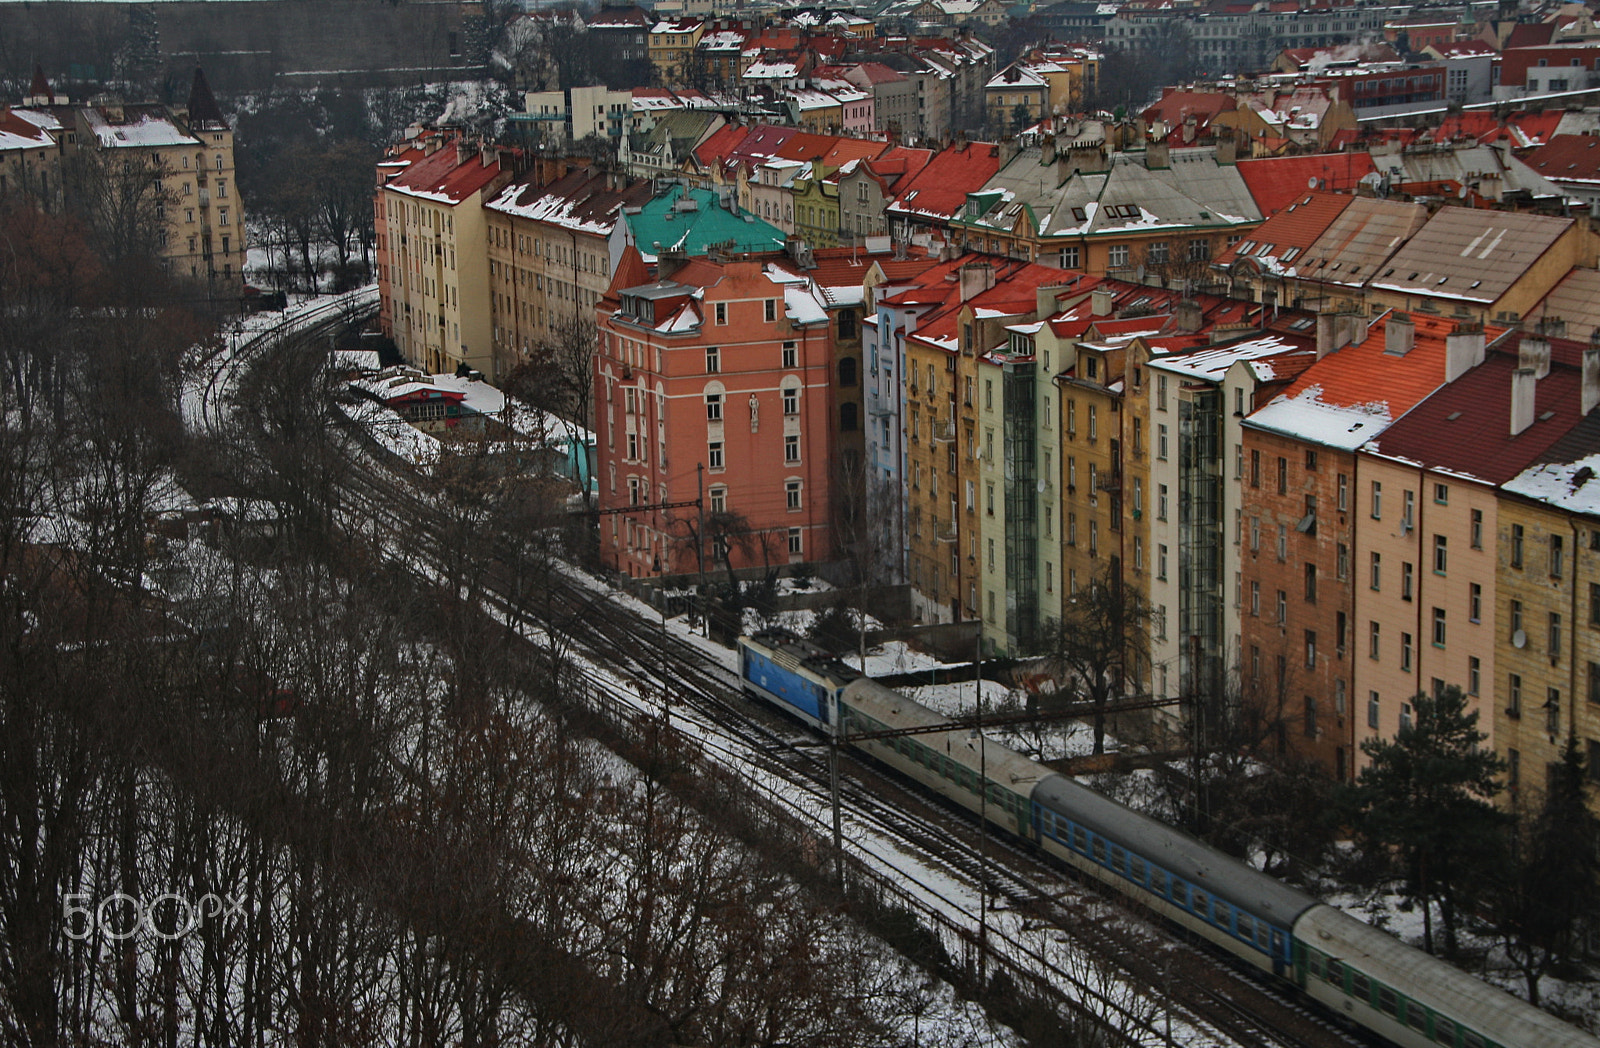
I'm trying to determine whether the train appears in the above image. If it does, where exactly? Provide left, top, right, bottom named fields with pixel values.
left=737, top=629, right=1596, bottom=1048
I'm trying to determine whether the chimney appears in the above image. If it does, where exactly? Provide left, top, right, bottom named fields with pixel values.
left=1384, top=313, right=1415, bottom=356
left=1316, top=312, right=1339, bottom=360
left=1091, top=286, right=1114, bottom=317
left=1444, top=320, right=1485, bottom=382
left=1174, top=297, right=1202, bottom=333
left=959, top=260, right=995, bottom=302
left=1145, top=139, right=1170, bottom=170
left=1518, top=331, right=1551, bottom=379
left=1510, top=367, right=1538, bottom=436
left=1584, top=332, right=1600, bottom=415
left=1214, top=132, right=1237, bottom=166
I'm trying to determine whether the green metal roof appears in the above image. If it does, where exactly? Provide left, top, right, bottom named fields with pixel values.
left=626, top=184, right=787, bottom=258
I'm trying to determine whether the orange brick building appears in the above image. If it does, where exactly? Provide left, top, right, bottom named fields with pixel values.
left=595, top=248, right=837, bottom=577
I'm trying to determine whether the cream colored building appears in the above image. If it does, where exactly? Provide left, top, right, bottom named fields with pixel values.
left=376, top=133, right=519, bottom=377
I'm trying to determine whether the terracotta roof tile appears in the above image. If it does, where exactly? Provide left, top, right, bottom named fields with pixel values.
left=1234, top=153, right=1376, bottom=215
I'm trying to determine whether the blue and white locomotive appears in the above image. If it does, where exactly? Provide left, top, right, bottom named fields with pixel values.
left=737, top=629, right=1596, bottom=1048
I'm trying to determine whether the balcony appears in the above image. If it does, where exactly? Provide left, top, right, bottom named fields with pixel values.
left=932, top=420, right=955, bottom=443
left=934, top=517, right=958, bottom=543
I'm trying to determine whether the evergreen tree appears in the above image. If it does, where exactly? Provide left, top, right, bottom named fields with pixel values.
left=1341, top=686, right=1509, bottom=957
left=1495, top=736, right=1600, bottom=1006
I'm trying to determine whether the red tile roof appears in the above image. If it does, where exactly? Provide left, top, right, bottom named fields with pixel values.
left=1516, top=134, right=1600, bottom=181
left=1361, top=332, right=1586, bottom=484
left=1216, top=191, right=1354, bottom=265
left=1256, top=312, right=1472, bottom=448
left=384, top=139, right=513, bottom=204
left=886, top=141, right=1002, bottom=224
left=1140, top=90, right=1236, bottom=137
left=1504, top=22, right=1557, bottom=49
left=1235, top=153, right=1376, bottom=215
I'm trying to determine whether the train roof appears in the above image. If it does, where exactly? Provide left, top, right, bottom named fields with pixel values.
left=742, top=629, right=864, bottom=687
left=1032, top=773, right=1321, bottom=928
left=840, top=678, right=1054, bottom=796
left=1296, top=906, right=1600, bottom=1048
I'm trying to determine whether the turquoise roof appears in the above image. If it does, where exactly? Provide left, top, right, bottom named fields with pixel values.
left=626, top=184, right=786, bottom=258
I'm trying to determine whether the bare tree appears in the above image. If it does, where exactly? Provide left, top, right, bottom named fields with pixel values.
left=1038, top=566, right=1151, bottom=755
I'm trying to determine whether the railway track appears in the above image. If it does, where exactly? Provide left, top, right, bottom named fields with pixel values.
left=329, top=441, right=1367, bottom=1048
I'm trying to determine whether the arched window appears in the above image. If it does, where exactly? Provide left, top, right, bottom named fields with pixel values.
left=840, top=403, right=858, bottom=431
left=838, top=356, right=857, bottom=387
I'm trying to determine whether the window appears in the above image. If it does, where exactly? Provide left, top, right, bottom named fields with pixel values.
left=1337, top=543, right=1349, bottom=580
left=1368, top=692, right=1380, bottom=729
left=1548, top=688, right=1562, bottom=735
left=1088, top=405, right=1098, bottom=441
left=1108, top=244, right=1129, bottom=267
left=1509, top=673, right=1523, bottom=717
left=1511, top=523, right=1524, bottom=567
left=1471, top=509, right=1483, bottom=549
left=1512, top=599, right=1524, bottom=639
left=1158, top=424, right=1168, bottom=460
left=1550, top=613, right=1563, bottom=664
left=1276, top=524, right=1288, bottom=561
left=782, top=342, right=797, bottom=369
left=840, top=403, right=858, bottom=431
left=764, top=299, right=777, bottom=322
left=709, top=441, right=724, bottom=470
left=1401, top=632, right=1413, bottom=672
left=1251, top=516, right=1260, bottom=551
left=1157, top=375, right=1168, bottom=410
left=1434, top=482, right=1448, bottom=504
left=706, top=346, right=720, bottom=373
left=1159, top=485, right=1169, bottom=521
left=1592, top=582, right=1600, bottom=626
left=709, top=486, right=726, bottom=513
left=788, top=527, right=802, bottom=555
left=1305, top=563, right=1317, bottom=603
left=1305, top=630, right=1317, bottom=668
left=783, top=388, right=799, bottom=415
left=786, top=480, right=802, bottom=510
left=1433, top=535, right=1447, bottom=574
left=1276, top=456, right=1288, bottom=494
left=1187, top=238, right=1210, bottom=261
left=1250, top=581, right=1260, bottom=616
left=1276, top=589, right=1287, bottom=624
left=1338, top=473, right=1348, bottom=512
left=986, top=483, right=995, bottom=516
left=1402, top=490, right=1415, bottom=532
left=1159, top=544, right=1169, bottom=581
left=1432, top=608, right=1446, bottom=647
left=1590, top=661, right=1600, bottom=706
left=1369, top=621, right=1381, bottom=660
left=1551, top=534, right=1565, bottom=578
left=1250, top=449, right=1261, bottom=487
left=1371, top=481, right=1382, bottom=519
left=706, top=392, right=722, bottom=420
left=839, top=357, right=857, bottom=387
left=1402, top=562, right=1414, bottom=601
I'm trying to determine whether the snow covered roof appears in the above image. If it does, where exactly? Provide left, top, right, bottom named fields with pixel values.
left=82, top=107, right=196, bottom=149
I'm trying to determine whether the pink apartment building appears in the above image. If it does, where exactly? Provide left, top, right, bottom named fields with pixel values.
left=595, top=247, right=836, bottom=577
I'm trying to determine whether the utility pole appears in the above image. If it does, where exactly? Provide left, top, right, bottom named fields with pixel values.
left=974, top=622, right=988, bottom=988
left=830, top=707, right=845, bottom=891
left=697, top=462, right=707, bottom=637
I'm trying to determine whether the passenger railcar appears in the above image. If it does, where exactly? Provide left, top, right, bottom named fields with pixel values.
left=1031, top=774, right=1316, bottom=978
left=840, top=677, right=1048, bottom=839
left=734, top=632, right=1600, bottom=1048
